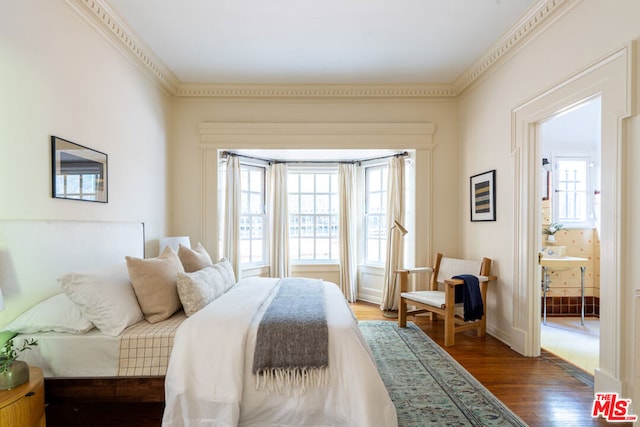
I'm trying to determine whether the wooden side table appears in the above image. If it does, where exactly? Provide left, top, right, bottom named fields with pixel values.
left=0, top=366, right=46, bottom=427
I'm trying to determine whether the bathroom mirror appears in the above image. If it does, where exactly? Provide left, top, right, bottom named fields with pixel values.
left=51, top=136, right=108, bottom=203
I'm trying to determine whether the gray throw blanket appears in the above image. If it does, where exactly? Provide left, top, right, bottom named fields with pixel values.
left=252, top=278, right=328, bottom=393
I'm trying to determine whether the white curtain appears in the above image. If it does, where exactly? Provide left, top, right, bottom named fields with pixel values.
left=224, top=156, right=241, bottom=281
left=380, top=157, right=405, bottom=312
left=268, top=163, right=290, bottom=278
left=338, top=163, right=358, bottom=302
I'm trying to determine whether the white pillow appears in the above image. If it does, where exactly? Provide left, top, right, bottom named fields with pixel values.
left=60, top=263, right=144, bottom=336
left=214, top=258, right=236, bottom=292
left=2, top=293, right=94, bottom=334
left=176, top=267, right=227, bottom=316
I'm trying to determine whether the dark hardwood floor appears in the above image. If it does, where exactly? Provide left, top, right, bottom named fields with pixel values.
left=46, top=301, right=622, bottom=426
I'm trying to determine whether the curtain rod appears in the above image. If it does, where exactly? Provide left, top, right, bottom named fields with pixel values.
left=221, top=151, right=408, bottom=165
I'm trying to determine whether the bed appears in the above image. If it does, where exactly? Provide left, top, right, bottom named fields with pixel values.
left=0, top=220, right=396, bottom=426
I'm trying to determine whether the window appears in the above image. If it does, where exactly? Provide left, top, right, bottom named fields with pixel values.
left=239, top=164, right=266, bottom=266
left=553, top=157, right=592, bottom=227
left=364, top=164, right=388, bottom=264
left=288, top=169, right=339, bottom=262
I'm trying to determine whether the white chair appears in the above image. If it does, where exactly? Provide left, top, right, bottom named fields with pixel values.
left=396, top=253, right=496, bottom=347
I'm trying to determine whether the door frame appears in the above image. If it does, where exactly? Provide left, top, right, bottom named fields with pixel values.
left=510, top=43, right=633, bottom=394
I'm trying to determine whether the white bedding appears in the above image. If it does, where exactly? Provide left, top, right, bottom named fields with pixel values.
left=162, top=277, right=397, bottom=427
left=15, top=329, right=120, bottom=377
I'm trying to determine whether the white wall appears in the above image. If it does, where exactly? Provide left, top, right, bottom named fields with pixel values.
left=0, top=1, right=172, bottom=255
left=458, top=0, right=639, bottom=401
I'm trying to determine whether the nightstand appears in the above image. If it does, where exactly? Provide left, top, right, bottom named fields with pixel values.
left=0, top=366, right=45, bottom=427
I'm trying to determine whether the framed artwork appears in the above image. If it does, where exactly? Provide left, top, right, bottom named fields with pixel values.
left=51, top=136, right=108, bottom=203
left=470, top=170, right=496, bottom=221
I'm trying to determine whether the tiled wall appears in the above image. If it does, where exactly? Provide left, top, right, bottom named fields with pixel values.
left=541, top=228, right=601, bottom=317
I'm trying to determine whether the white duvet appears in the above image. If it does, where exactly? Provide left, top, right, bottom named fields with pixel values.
left=162, top=277, right=397, bottom=427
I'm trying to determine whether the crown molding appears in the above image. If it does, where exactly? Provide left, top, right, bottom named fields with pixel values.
left=71, top=0, right=579, bottom=99
left=198, top=122, right=435, bottom=136
left=177, top=84, right=456, bottom=98
left=453, top=0, right=582, bottom=95
left=64, top=0, right=180, bottom=94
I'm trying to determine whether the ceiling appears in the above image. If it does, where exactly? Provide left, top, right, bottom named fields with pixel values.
left=104, top=0, right=536, bottom=85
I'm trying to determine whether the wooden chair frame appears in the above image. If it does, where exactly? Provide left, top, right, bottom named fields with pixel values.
left=396, top=253, right=497, bottom=347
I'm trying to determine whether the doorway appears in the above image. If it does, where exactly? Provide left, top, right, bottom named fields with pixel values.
left=538, top=97, right=601, bottom=375
left=511, top=44, right=632, bottom=395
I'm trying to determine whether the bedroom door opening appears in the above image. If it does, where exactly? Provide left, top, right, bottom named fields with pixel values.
left=537, top=96, right=601, bottom=376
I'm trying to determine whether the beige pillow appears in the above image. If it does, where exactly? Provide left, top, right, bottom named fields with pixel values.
left=176, top=267, right=227, bottom=316
left=126, top=247, right=184, bottom=323
left=178, top=242, right=214, bottom=272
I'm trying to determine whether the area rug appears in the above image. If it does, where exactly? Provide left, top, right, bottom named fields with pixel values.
left=359, top=321, right=528, bottom=426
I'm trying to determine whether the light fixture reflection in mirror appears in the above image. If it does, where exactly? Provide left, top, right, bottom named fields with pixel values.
left=51, top=136, right=108, bottom=203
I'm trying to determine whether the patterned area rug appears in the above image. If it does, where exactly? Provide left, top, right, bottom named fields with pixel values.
left=359, top=321, right=528, bottom=426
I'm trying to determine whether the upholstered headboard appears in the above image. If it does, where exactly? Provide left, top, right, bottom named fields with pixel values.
left=0, top=220, right=144, bottom=328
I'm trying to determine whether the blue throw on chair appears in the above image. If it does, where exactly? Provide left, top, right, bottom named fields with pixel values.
left=453, top=274, right=484, bottom=321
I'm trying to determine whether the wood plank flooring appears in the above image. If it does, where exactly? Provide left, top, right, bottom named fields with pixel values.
left=352, top=301, right=616, bottom=427
left=46, top=301, right=620, bottom=426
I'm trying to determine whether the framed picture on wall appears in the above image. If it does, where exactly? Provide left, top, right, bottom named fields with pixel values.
left=470, top=170, right=496, bottom=221
left=51, top=136, right=108, bottom=203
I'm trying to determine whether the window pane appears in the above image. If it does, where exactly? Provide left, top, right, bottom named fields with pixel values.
left=249, top=169, right=262, bottom=191
left=316, top=174, right=329, bottom=193
left=249, top=193, right=262, bottom=214
left=368, top=240, right=379, bottom=262
left=240, top=216, right=251, bottom=238
left=251, top=240, right=263, bottom=263
left=300, top=216, right=314, bottom=236
left=300, top=174, right=314, bottom=192
left=316, top=194, right=330, bottom=213
left=239, top=240, right=251, bottom=264
left=368, top=169, right=381, bottom=192
left=330, top=174, right=338, bottom=192
left=369, top=193, right=381, bottom=213
left=241, top=192, right=249, bottom=213
left=315, top=238, right=330, bottom=260
left=290, top=238, right=300, bottom=258
left=299, top=238, right=314, bottom=259
left=300, top=194, right=314, bottom=214
left=289, top=215, right=299, bottom=236
left=288, top=194, right=299, bottom=214
left=251, top=217, right=263, bottom=238
left=316, top=216, right=330, bottom=236
left=288, top=174, right=299, bottom=193
left=330, top=194, right=338, bottom=214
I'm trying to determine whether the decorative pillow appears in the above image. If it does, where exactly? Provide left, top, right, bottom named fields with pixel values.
left=60, top=263, right=144, bottom=336
left=176, top=267, right=227, bottom=316
left=213, top=258, right=236, bottom=292
left=126, top=246, right=184, bottom=323
left=178, top=242, right=214, bottom=272
left=2, top=293, right=94, bottom=334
